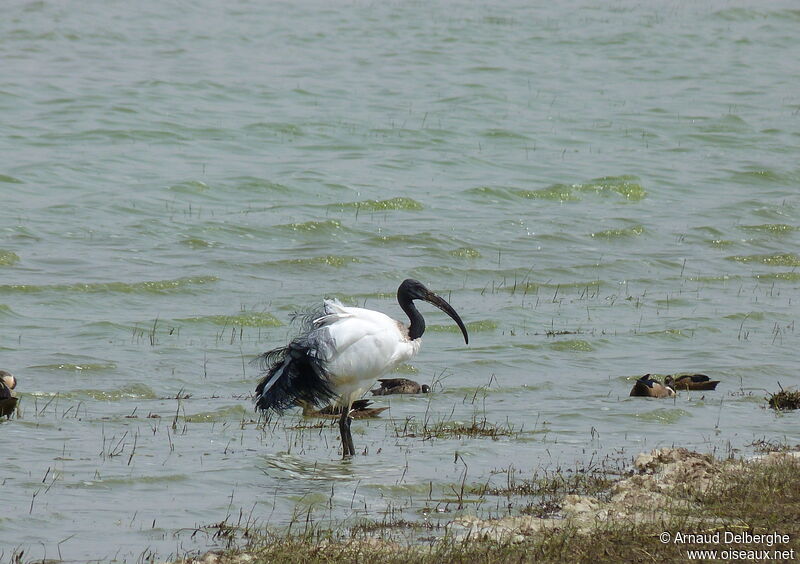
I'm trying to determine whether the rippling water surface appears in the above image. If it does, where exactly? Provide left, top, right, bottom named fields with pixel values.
left=1, top=1, right=799, bottom=561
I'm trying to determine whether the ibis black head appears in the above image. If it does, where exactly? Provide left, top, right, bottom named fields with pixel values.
left=397, top=279, right=469, bottom=344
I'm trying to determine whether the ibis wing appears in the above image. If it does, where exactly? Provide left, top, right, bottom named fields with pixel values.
left=312, top=299, right=354, bottom=328
left=310, top=309, right=418, bottom=402
left=255, top=300, right=421, bottom=412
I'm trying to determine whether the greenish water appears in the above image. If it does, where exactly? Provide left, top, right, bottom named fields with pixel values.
left=1, top=1, right=799, bottom=561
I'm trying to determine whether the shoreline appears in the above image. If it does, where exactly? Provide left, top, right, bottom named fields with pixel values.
left=169, top=444, right=800, bottom=564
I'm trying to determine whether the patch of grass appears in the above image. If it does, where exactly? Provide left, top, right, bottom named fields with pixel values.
left=471, top=467, right=616, bottom=519
left=351, top=519, right=435, bottom=534
left=747, top=438, right=800, bottom=453
left=168, top=448, right=800, bottom=564
left=700, top=457, right=800, bottom=532
left=395, top=415, right=520, bottom=441
left=767, top=386, right=800, bottom=411
left=544, top=329, right=583, bottom=337
left=284, top=419, right=331, bottom=430
left=472, top=468, right=614, bottom=499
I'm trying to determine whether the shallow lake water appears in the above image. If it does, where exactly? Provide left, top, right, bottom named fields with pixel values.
left=1, top=1, right=799, bottom=561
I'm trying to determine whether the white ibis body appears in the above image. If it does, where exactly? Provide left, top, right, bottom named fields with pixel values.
left=254, top=279, right=469, bottom=458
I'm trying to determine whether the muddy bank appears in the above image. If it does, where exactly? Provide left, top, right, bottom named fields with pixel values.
left=170, top=446, right=800, bottom=564
left=449, top=447, right=799, bottom=543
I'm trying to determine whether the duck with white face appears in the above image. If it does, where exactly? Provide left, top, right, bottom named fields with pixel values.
left=0, top=369, right=18, bottom=418
left=629, top=374, right=675, bottom=398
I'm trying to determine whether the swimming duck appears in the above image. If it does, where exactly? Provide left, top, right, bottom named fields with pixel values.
left=664, top=374, right=719, bottom=391
left=299, top=398, right=389, bottom=419
left=370, top=378, right=430, bottom=396
left=629, top=374, right=675, bottom=398
left=0, top=370, right=18, bottom=418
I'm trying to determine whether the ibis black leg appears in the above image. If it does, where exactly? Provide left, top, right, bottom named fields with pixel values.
left=346, top=418, right=355, bottom=455
left=338, top=405, right=355, bottom=458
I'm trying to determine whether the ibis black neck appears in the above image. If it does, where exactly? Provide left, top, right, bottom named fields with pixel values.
left=396, top=278, right=469, bottom=344
left=398, top=288, right=425, bottom=340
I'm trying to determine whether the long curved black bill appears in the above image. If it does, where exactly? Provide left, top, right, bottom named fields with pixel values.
left=424, top=292, right=469, bottom=345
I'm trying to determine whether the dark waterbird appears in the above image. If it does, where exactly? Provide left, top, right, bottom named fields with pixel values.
left=664, top=374, right=720, bottom=391
left=630, top=374, right=675, bottom=398
left=370, top=378, right=430, bottom=395
left=254, top=279, right=469, bottom=458
left=0, top=370, right=18, bottom=418
left=299, top=398, right=389, bottom=419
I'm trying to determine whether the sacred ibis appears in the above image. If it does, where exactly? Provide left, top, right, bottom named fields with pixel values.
left=254, top=278, right=469, bottom=458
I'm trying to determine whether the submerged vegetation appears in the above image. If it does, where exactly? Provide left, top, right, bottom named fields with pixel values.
left=393, top=413, right=521, bottom=441
left=726, top=253, right=800, bottom=267
left=426, top=319, right=498, bottom=334
left=177, top=312, right=284, bottom=327
left=0, top=249, right=20, bottom=266
left=513, top=175, right=647, bottom=203
left=333, top=197, right=424, bottom=212
left=590, top=225, right=645, bottom=239
left=0, top=276, right=219, bottom=294
left=739, top=223, right=799, bottom=235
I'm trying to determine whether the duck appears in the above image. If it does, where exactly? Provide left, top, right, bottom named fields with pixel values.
left=629, top=374, right=675, bottom=398
left=0, top=370, right=18, bottom=418
left=664, top=374, right=719, bottom=391
left=370, top=378, right=430, bottom=396
left=299, top=398, right=389, bottom=419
